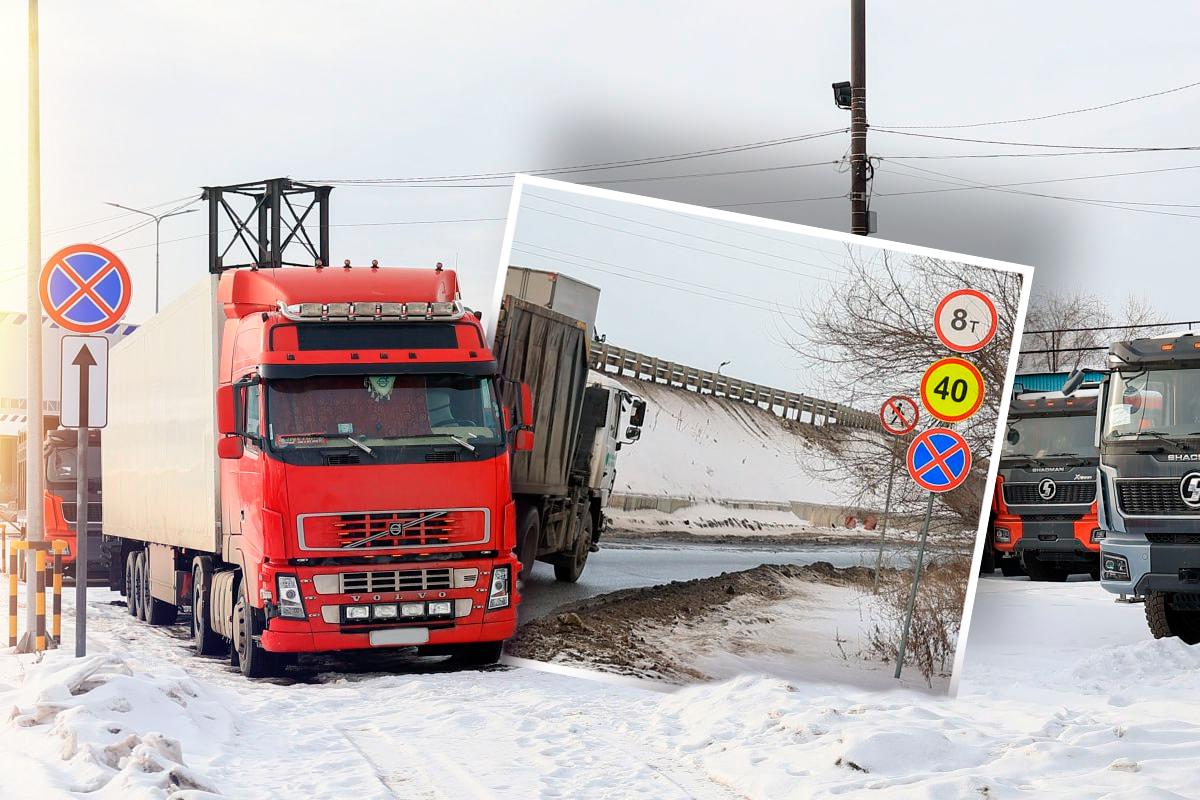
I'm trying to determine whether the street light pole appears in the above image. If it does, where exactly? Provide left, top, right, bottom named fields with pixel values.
left=104, top=203, right=195, bottom=313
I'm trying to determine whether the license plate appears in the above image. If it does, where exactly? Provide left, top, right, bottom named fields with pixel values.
left=368, top=627, right=429, bottom=646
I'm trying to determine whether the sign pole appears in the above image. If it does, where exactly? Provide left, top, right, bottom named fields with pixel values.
left=894, top=490, right=935, bottom=680
left=72, top=346, right=95, bottom=656
left=24, top=0, right=45, bottom=647
left=873, top=439, right=898, bottom=592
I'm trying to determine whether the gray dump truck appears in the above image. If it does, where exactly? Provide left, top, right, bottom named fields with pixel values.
left=496, top=267, right=645, bottom=583
left=1096, top=331, right=1200, bottom=642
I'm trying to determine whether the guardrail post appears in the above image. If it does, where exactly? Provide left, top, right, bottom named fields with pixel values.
left=7, top=543, right=19, bottom=648
left=34, top=548, right=46, bottom=651
left=50, top=540, right=65, bottom=646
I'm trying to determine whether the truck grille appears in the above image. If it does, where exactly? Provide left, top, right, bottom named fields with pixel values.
left=298, top=507, right=489, bottom=550
left=1117, top=480, right=1197, bottom=517
left=340, top=568, right=453, bottom=594
left=1003, top=482, right=1096, bottom=505
left=1146, top=534, right=1200, bottom=545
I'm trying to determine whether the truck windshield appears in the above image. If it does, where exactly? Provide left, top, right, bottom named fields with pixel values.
left=47, top=446, right=101, bottom=483
left=266, top=375, right=503, bottom=450
left=1105, top=367, right=1200, bottom=440
left=1003, top=415, right=1097, bottom=459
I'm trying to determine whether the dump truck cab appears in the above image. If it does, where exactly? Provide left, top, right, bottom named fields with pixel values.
left=1097, top=331, right=1200, bottom=642
left=993, top=388, right=1101, bottom=581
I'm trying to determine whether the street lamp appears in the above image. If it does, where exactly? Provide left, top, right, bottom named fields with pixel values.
left=104, top=202, right=196, bottom=313
left=717, top=360, right=732, bottom=375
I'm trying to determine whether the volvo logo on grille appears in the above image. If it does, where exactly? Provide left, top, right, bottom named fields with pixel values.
left=388, top=522, right=405, bottom=535
left=1038, top=478, right=1057, bottom=501
left=1181, top=472, right=1200, bottom=510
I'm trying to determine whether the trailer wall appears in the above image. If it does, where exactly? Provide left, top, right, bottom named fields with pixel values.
left=505, top=266, right=601, bottom=339
left=102, top=276, right=221, bottom=552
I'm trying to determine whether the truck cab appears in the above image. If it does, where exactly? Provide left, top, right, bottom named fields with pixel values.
left=1097, top=331, right=1200, bottom=643
left=992, top=388, right=1101, bottom=581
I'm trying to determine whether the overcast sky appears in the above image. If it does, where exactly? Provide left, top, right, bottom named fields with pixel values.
left=2, top=2, right=1197, bottom=359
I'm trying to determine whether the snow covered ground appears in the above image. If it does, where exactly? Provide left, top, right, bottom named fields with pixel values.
left=3, top=576, right=1199, bottom=798
left=593, top=372, right=850, bottom=506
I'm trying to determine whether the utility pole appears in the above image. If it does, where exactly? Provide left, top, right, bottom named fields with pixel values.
left=850, top=0, right=869, bottom=235
left=104, top=203, right=196, bottom=313
left=25, top=0, right=44, bottom=639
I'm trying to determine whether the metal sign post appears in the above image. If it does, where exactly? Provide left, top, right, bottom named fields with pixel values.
left=873, top=439, right=899, bottom=592
left=60, top=335, right=108, bottom=658
left=895, top=491, right=936, bottom=679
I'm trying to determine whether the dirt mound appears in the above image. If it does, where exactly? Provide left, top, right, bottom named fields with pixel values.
left=506, top=562, right=880, bottom=682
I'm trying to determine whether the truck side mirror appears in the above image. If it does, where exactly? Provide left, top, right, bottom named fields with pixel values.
left=624, top=426, right=641, bottom=442
left=629, top=398, right=646, bottom=427
left=514, top=382, right=535, bottom=452
left=217, top=436, right=244, bottom=460
left=519, top=382, right=534, bottom=429
left=217, top=384, right=239, bottom=436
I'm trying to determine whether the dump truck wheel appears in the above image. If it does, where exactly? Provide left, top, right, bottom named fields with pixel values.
left=1146, top=592, right=1200, bottom=645
left=134, top=552, right=151, bottom=622
left=554, top=512, right=592, bottom=583
left=999, top=557, right=1025, bottom=578
left=516, top=506, right=540, bottom=585
left=979, top=543, right=996, bottom=575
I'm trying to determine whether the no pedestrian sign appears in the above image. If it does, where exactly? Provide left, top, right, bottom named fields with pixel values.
left=934, top=289, right=997, bottom=354
left=879, top=395, right=919, bottom=436
left=920, top=357, right=985, bottom=423
left=40, top=244, right=132, bottom=334
left=906, top=428, right=972, bottom=493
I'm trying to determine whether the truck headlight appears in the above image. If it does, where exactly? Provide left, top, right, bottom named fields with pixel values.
left=1102, top=553, right=1130, bottom=582
left=373, top=604, right=398, bottom=619
left=276, top=574, right=306, bottom=619
left=428, top=600, right=453, bottom=617
left=994, top=528, right=1011, bottom=544
left=488, top=566, right=510, bottom=610
left=401, top=602, right=424, bottom=617
left=345, top=605, right=371, bottom=620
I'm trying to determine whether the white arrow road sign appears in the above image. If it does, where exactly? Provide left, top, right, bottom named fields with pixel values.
left=60, top=335, right=108, bottom=429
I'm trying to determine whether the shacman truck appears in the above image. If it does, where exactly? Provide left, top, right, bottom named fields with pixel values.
left=104, top=262, right=530, bottom=676
left=990, top=386, right=1102, bottom=581
left=1096, top=330, right=1200, bottom=643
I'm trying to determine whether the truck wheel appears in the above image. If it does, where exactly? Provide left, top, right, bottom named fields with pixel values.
left=192, top=557, right=226, bottom=656
left=134, top=551, right=151, bottom=622
left=446, top=641, right=504, bottom=667
left=999, top=557, right=1025, bottom=578
left=125, top=551, right=140, bottom=617
left=979, top=544, right=996, bottom=575
left=516, top=506, right=540, bottom=585
left=553, top=512, right=592, bottom=583
left=1146, top=592, right=1200, bottom=645
left=1025, top=555, right=1066, bottom=582
left=233, top=590, right=283, bottom=678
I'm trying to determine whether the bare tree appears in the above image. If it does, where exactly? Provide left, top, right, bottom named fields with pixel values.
left=784, top=250, right=1023, bottom=527
left=1019, top=290, right=1171, bottom=373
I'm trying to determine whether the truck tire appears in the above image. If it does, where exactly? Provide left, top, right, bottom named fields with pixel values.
left=125, top=551, right=140, bottom=617
left=516, top=506, right=540, bottom=585
left=192, top=557, right=226, bottom=656
left=446, top=640, right=504, bottom=667
left=134, top=551, right=151, bottom=622
left=1025, top=555, right=1067, bottom=582
left=999, top=557, right=1025, bottom=578
left=233, top=590, right=283, bottom=678
left=553, top=511, right=592, bottom=583
left=979, top=543, right=996, bottom=575
left=1145, top=592, right=1200, bottom=645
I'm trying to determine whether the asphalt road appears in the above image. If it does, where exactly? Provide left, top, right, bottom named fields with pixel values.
left=518, top=540, right=903, bottom=622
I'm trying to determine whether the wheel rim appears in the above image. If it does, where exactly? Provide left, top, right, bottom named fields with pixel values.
left=193, top=570, right=201, bottom=639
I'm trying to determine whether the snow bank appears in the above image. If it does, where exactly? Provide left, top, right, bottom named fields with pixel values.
left=1, top=650, right=226, bottom=798
left=593, top=372, right=851, bottom=505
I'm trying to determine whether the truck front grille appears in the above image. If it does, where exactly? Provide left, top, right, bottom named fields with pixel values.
left=298, top=507, right=489, bottom=551
left=1003, top=482, right=1096, bottom=505
left=1146, top=534, right=1200, bottom=544
left=339, top=568, right=453, bottom=594
left=1117, top=480, right=1197, bottom=517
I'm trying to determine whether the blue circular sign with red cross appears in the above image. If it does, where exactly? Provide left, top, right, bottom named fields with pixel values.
left=40, top=244, right=132, bottom=333
left=906, top=427, right=972, bottom=493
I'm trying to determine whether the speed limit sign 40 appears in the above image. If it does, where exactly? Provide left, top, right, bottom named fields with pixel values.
left=920, top=357, right=985, bottom=423
left=934, top=289, right=997, bottom=354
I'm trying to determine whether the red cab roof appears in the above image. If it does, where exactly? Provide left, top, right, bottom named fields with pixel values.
left=218, top=266, right=460, bottom=318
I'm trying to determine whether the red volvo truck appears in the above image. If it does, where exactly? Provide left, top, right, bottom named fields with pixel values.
left=102, top=179, right=531, bottom=676
left=990, top=387, right=1102, bottom=581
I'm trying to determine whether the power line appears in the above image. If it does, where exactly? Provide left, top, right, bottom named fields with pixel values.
left=510, top=245, right=806, bottom=320
left=880, top=80, right=1200, bottom=130
left=873, top=128, right=1200, bottom=153
left=522, top=191, right=848, bottom=266
left=309, top=128, right=848, bottom=185
left=1024, top=320, right=1199, bottom=335
left=519, top=202, right=843, bottom=280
